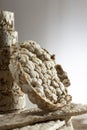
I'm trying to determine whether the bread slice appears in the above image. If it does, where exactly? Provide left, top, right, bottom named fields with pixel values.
left=9, top=41, right=72, bottom=111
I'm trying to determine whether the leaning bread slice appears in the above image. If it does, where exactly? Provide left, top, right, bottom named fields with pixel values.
left=9, top=41, right=72, bottom=111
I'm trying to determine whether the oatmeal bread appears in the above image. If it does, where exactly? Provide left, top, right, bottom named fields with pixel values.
left=0, top=11, right=18, bottom=48
left=0, top=11, right=25, bottom=112
left=55, top=64, right=71, bottom=87
left=0, top=11, right=14, bottom=30
left=0, top=47, right=25, bottom=112
left=0, top=29, right=18, bottom=48
left=9, top=41, right=72, bottom=111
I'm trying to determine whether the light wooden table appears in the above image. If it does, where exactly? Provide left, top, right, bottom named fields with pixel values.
left=13, top=120, right=74, bottom=130
left=72, top=114, right=87, bottom=130
left=0, top=103, right=87, bottom=130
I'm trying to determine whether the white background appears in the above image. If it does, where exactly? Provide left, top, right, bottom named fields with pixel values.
left=0, top=0, right=87, bottom=107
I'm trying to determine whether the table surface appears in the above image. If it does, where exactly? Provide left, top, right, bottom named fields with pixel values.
left=72, top=114, right=87, bottom=130
left=0, top=104, right=87, bottom=130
